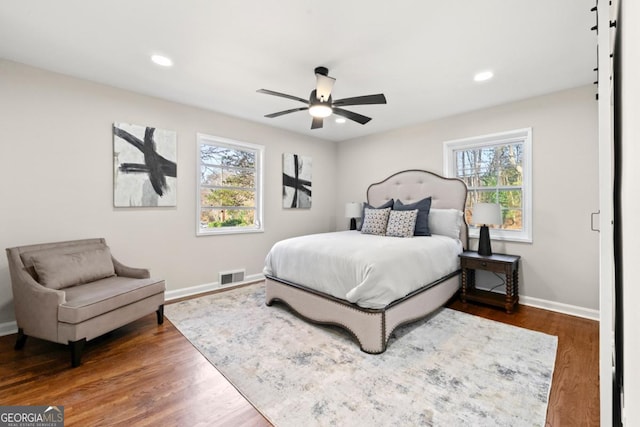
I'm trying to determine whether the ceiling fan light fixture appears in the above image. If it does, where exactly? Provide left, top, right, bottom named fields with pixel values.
left=258, top=66, right=385, bottom=129
left=315, top=73, right=336, bottom=101
left=309, top=104, right=333, bottom=118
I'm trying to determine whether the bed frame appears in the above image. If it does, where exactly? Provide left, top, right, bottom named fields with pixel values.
left=265, top=169, right=468, bottom=354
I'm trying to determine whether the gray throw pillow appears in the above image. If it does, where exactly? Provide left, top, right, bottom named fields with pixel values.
left=361, top=207, right=391, bottom=236
left=394, top=197, right=432, bottom=236
left=32, top=246, right=116, bottom=289
left=357, top=199, right=394, bottom=231
left=386, top=209, right=419, bottom=238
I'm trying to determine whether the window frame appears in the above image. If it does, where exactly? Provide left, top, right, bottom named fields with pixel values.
left=196, top=133, right=264, bottom=236
left=443, top=127, right=532, bottom=243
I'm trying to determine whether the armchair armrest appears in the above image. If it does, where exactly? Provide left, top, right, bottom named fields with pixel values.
left=9, top=261, right=65, bottom=342
left=112, top=257, right=150, bottom=279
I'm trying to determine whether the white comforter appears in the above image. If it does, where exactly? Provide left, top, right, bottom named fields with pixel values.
left=263, top=231, right=462, bottom=309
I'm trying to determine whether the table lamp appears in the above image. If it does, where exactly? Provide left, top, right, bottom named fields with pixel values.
left=472, top=203, right=503, bottom=256
left=345, top=202, right=362, bottom=230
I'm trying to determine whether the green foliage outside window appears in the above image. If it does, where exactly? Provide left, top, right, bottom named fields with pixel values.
left=455, top=143, right=523, bottom=230
left=199, top=143, right=258, bottom=229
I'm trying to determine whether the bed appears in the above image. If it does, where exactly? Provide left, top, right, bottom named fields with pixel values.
left=264, top=169, right=468, bottom=353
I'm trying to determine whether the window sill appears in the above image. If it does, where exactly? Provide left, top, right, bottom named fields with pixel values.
left=469, top=233, right=532, bottom=244
left=197, top=227, right=264, bottom=237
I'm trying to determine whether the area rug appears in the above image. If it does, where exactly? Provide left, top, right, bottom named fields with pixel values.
left=165, top=283, right=557, bottom=427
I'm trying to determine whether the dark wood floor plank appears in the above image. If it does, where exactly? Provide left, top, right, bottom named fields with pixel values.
left=0, top=316, right=270, bottom=426
left=0, top=289, right=598, bottom=426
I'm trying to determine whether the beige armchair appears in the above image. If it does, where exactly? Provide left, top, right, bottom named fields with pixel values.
left=6, top=238, right=165, bottom=367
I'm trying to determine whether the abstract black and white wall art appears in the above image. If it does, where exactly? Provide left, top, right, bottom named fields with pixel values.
left=282, top=153, right=312, bottom=209
left=113, top=122, right=177, bottom=207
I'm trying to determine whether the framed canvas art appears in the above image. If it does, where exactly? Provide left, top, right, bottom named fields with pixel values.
left=113, top=122, right=177, bottom=207
left=282, top=153, right=311, bottom=208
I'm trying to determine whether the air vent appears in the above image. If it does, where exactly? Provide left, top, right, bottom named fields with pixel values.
left=219, top=269, right=245, bottom=285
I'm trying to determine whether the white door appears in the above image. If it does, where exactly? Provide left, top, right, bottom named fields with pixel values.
left=597, top=2, right=615, bottom=426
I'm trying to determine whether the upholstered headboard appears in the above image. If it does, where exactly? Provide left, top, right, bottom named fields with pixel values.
left=366, top=169, right=468, bottom=248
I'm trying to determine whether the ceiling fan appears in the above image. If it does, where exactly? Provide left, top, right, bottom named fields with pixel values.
left=257, top=66, right=387, bottom=129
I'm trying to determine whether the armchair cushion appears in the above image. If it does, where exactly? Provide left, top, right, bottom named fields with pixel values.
left=31, top=246, right=116, bottom=290
left=59, top=276, right=165, bottom=324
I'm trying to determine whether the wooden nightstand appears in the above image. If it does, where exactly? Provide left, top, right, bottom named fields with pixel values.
left=459, top=251, right=521, bottom=313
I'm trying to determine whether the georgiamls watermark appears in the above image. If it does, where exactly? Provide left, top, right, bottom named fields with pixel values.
left=0, top=406, right=64, bottom=427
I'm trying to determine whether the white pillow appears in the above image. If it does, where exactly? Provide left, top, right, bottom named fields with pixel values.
left=428, top=208, right=464, bottom=239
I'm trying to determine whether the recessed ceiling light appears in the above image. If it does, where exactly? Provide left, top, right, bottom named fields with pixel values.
left=473, top=70, right=494, bottom=82
left=335, top=117, right=346, bottom=124
left=151, top=54, right=173, bottom=67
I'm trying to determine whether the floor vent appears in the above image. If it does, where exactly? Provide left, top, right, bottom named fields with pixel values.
left=219, top=269, right=245, bottom=285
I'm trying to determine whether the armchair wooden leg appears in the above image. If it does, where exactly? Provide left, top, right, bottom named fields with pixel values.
left=14, top=328, right=27, bottom=350
left=70, top=338, right=86, bottom=368
left=156, top=305, right=164, bottom=325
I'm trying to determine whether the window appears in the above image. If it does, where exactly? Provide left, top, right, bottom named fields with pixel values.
left=443, top=128, right=532, bottom=242
left=197, top=134, right=264, bottom=235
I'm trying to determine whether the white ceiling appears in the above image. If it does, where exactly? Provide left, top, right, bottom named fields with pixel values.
left=0, top=1, right=597, bottom=142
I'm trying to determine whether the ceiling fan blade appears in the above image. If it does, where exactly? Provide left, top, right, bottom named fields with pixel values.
left=265, top=107, right=309, bottom=118
left=311, top=117, right=324, bottom=129
left=333, top=107, right=372, bottom=125
left=257, top=89, right=308, bottom=104
left=332, top=94, right=387, bottom=107
left=315, top=74, right=336, bottom=102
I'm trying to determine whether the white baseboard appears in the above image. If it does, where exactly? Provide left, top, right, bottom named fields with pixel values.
left=0, top=320, right=18, bottom=337
left=520, top=295, right=599, bottom=321
left=165, top=273, right=265, bottom=302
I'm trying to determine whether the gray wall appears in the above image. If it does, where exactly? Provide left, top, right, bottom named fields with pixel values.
left=0, top=60, right=338, bottom=324
left=0, top=58, right=600, bottom=327
left=335, top=85, right=599, bottom=312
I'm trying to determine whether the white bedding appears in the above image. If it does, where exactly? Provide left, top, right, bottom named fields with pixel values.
left=263, top=231, right=463, bottom=309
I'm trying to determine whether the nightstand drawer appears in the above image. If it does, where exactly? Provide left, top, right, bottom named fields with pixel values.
left=462, top=258, right=510, bottom=273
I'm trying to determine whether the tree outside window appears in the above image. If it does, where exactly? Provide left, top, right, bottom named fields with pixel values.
left=444, top=128, right=532, bottom=243
left=197, top=135, right=264, bottom=235
left=455, top=144, right=523, bottom=230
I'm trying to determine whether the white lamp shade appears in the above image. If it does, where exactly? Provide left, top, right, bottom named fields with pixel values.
left=315, top=74, right=336, bottom=101
left=472, top=203, right=502, bottom=226
left=345, top=202, right=362, bottom=218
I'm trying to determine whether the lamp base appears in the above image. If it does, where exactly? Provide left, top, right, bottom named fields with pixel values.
left=478, top=225, right=492, bottom=256
left=350, top=218, right=357, bottom=230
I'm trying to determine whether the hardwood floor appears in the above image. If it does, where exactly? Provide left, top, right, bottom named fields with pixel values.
left=0, top=289, right=598, bottom=427
left=0, top=312, right=270, bottom=426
